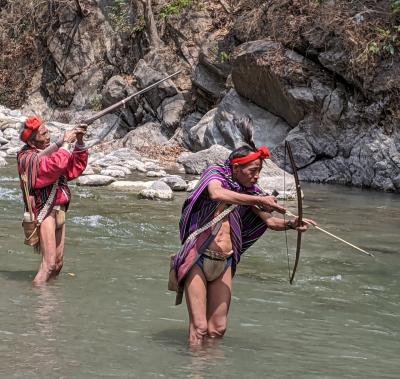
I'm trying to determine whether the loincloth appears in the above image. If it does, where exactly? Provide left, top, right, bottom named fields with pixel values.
left=196, top=249, right=234, bottom=282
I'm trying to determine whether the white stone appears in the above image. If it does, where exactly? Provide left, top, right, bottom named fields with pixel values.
left=6, top=146, right=21, bottom=156
left=186, top=179, right=199, bottom=192
left=124, top=159, right=147, bottom=172
left=100, top=168, right=126, bottom=178
left=2, top=128, right=19, bottom=140
left=106, top=165, right=131, bottom=175
left=82, top=166, right=95, bottom=175
left=0, top=156, right=7, bottom=167
left=138, top=180, right=174, bottom=200
left=146, top=170, right=166, bottom=177
left=108, top=180, right=154, bottom=192
left=160, top=175, right=188, bottom=191
left=76, top=175, right=116, bottom=186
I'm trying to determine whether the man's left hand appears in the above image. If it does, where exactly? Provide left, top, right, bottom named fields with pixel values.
left=292, top=217, right=317, bottom=232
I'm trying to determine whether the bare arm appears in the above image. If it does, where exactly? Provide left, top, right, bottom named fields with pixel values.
left=207, top=179, right=286, bottom=214
left=252, top=207, right=315, bottom=232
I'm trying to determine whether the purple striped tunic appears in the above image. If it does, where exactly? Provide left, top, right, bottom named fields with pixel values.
left=174, top=161, right=268, bottom=284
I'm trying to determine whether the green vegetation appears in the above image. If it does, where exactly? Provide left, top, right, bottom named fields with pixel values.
left=391, top=0, right=400, bottom=14
left=108, top=0, right=131, bottom=33
left=219, top=51, right=231, bottom=64
left=368, top=26, right=399, bottom=57
left=89, top=94, right=103, bottom=111
left=160, top=0, right=192, bottom=19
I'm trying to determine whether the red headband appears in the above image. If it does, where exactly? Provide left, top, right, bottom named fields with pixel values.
left=21, top=116, right=43, bottom=142
left=230, top=146, right=270, bottom=165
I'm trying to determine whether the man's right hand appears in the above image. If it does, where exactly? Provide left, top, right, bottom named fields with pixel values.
left=257, top=195, right=286, bottom=214
left=63, top=130, right=77, bottom=144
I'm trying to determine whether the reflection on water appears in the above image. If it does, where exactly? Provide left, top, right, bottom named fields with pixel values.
left=0, top=164, right=399, bottom=378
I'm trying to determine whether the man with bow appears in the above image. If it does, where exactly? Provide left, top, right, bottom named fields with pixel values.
left=173, top=118, right=316, bottom=345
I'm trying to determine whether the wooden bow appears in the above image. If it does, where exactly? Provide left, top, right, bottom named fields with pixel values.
left=285, top=141, right=303, bottom=284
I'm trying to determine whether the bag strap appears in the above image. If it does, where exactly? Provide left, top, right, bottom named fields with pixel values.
left=20, top=173, right=34, bottom=221
left=36, top=183, right=58, bottom=225
left=185, top=204, right=237, bottom=243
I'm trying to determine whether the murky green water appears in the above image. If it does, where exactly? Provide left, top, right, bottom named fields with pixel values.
left=0, top=162, right=399, bottom=379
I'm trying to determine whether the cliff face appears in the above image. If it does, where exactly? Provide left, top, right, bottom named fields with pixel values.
left=0, top=0, right=399, bottom=191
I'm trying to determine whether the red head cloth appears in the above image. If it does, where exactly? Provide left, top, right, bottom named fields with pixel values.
left=21, top=116, right=43, bottom=143
left=230, top=146, right=271, bottom=165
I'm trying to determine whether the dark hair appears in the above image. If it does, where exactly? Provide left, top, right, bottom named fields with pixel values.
left=228, top=115, right=257, bottom=161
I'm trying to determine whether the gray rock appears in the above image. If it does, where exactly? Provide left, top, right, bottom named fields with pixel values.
left=3, top=128, right=19, bottom=140
left=159, top=93, right=186, bottom=130
left=257, top=160, right=297, bottom=199
left=0, top=156, right=7, bottom=167
left=133, top=60, right=177, bottom=109
left=138, top=180, right=174, bottom=200
left=109, top=148, right=140, bottom=161
left=393, top=174, right=400, bottom=189
left=100, top=168, right=126, bottom=178
left=146, top=170, right=166, bottom=177
left=106, top=165, right=131, bottom=175
left=82, top=166, right=95, bottom=176
left=193, top=64, right=226, bottom=99
left=185, top=109, right=217, bottom=152
left=182, top=112, right=204, bottom=148
left=0, top=151, right=6, bottom=158
left=122, top=122, right=169, bottom=149
left=185, top=89, right=291, bottom=152
left=232, top=40, right=329, bottom=126
left=108, top=180, right=154, bottom=192
left=161, top=175, right=188, bottom=191
left=76, top=175, right=116, bottom=186
left=144, top=161, right=162, bottom=171
left=0, top=136, right=8, bottom=145
left=186, top=179, right=199, bottom=192
left=124, top=159, right=147, bottom=172
left=92, top=155, right=122, bottom=168
left=6, top=146, right=22, bottom=156
left=178, top=145, right=231, bottom=174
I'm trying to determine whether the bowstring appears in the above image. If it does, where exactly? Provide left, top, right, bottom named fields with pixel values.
left=283, top=144, right=291, bottom=281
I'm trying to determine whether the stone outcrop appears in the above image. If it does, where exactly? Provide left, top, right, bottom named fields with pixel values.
left=184, top=89, right=290, bottom=152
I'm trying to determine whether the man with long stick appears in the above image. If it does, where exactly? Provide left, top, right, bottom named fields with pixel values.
left=17, top=117, right=88, bottom=284
left=172, top=118, right=316, bottom=345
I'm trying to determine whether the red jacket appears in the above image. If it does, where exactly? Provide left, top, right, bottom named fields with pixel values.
left=18, top=145, right=88, bottom=218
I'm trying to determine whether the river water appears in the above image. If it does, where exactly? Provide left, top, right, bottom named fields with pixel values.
left=0, top=163, right=399, bottom=378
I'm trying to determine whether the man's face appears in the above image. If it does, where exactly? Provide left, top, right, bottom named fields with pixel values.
left=232, top=159, right=263, bottom=188
left=30, top=124, right=50, bottom=150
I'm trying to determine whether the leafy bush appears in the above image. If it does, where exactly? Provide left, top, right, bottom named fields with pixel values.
left=160, top=0, right=192, bottom=19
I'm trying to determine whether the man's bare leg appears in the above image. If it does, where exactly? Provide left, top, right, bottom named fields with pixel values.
left=33, top=213, right=57, bottom=285
left=54, top=224, right=65, bottom=276
left=206, top=267, right=232, bottom=338
left=185, top=265, right=208, bottom=346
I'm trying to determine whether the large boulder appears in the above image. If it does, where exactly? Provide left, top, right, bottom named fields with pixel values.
left=138, top=180, right=174, bottom=200
left=133, top=60, right=177, bottom=110
left=122, top=122, right=169, bottom=149
left=184, top=89, right=291, bottom=152
left=232, top=40, right=331, bottom=126
left=178, top=145, right=231, bottom=174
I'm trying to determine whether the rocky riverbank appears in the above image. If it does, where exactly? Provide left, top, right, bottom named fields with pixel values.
left=1, top=1, right=399, bottom=192
left=0, top=106, right=297, bottom=200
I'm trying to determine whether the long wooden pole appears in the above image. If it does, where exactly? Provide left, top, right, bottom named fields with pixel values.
left=286, top=210, right=374, bottom=257
left=83, top=70, right=182, bottom=125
